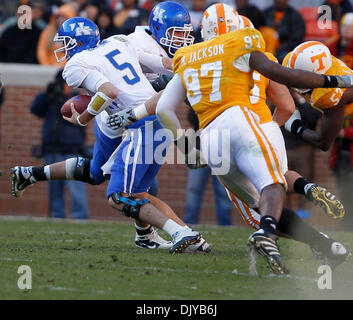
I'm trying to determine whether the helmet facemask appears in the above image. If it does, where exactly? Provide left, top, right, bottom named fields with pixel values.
left=159, top=24, right=194, bottom=56
left=53, top=33, right=78, bottom=63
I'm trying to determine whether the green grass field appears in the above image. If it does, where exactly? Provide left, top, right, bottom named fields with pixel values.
left=1, top=217, right=352, bottom=300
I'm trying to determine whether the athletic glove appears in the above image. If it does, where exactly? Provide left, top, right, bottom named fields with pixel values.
left=106, top=108, right=137, bottom=130
left=284, top=109, right=305, bottom=136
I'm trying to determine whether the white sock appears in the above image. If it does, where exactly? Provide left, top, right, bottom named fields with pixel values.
left=162, top=219, right=186, bottom=236
left=44, top=165, right=51, bottom=180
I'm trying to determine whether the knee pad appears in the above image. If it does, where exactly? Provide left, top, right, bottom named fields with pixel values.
left=66, top=157, right=96, bottom=185
left=111, top=192, right=149, bottom=219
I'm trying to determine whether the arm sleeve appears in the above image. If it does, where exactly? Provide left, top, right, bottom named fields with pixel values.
left=80, top=70, right=110, bottom=94
left=62, top=53, right=106, bottom=89
left=138, top=51, right=174, bottom=76
left=63, top=53, right=110, bottom=92
left=156, top=73, right=186, bottom=140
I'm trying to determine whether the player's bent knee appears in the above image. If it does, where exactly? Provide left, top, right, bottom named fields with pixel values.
left=110, top=192, right=150, bottom=219
left=66, top=157, right=97, bottom=185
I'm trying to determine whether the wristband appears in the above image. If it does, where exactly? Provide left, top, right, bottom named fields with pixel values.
left=291, top=119, right=305, bottom=136
left=87, top=91, right=114, bottom=116
left=323, top=75, right=338, bottom=88
left=77, top=115, right=88, bottom=127
left=133, top=103, right=149, bottom=120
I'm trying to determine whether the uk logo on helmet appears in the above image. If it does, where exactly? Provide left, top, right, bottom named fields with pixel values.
left=152, top=7, right=166, bottom=24
left=69, top=22, right=93, bottom=36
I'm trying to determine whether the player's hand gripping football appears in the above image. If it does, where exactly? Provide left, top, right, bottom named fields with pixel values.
left=62, top=103, right=87, bottom=126
left=106, top=108, right=137, bottom=130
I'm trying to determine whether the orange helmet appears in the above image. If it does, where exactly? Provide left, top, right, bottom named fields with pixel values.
left=200, top=3, right=240, bottom=41
left=285, top=41, right=332, bottom=74
left=283, top=41, right=333, bottom=93
left=239, top=15, right=254, bottom=29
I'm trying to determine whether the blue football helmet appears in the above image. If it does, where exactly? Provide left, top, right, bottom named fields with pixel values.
left=149, top=1, right=194, bottom=56
left=54, top=17, right=100, bottom=63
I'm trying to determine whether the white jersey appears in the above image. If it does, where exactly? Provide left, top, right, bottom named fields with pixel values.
left=127, top=26, right=170, bottom=82
left=63, top=35, right=157, bottom=138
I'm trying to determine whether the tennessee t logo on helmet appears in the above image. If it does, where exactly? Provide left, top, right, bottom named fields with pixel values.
left=311, top=52, right=329, bottom=72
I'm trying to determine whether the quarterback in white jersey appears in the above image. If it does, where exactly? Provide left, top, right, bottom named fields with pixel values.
left=62, top=33, right=165, bottom=139
left=58, top=11, right=202, bottom=254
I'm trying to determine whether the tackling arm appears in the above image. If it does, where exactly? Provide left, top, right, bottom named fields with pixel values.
left=300, top=92, right=349, bottom=151
left=138, top=51, right=173, bottom=74
left=156, top=74, right=186, bottom=140
left=301, top=104, right=345, bottom=151
left=285, top=89, right=353, bottom=151
left=266, top=79, right=296, bottom=126
left=156, top=74, right=207, bottom=168
left=249, top=51, right=353, bottom=89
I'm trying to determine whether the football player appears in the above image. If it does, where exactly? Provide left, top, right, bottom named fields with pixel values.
left=106, top=11, right=351, bottom=272
left=283, top=41, right=353, bottom=153
left=233, top=16, right=345, bottom=221
left=155, top=3, right=353, bottom=273
left=223, top=16, right=350, bottom=270
left=110, top=14, right=345, bottom=222
left=11, top=2, right=209, bottom=254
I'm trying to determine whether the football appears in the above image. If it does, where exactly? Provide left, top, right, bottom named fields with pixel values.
left=61, top=95, right=91, bottom=118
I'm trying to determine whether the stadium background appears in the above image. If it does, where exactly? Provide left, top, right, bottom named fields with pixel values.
left=0, top=0, right=350, bottom=229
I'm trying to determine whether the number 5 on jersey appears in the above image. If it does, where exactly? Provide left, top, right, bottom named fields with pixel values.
left=105, top=49, right=140, bottom=85
left=183, top=61, right=222, bottom=106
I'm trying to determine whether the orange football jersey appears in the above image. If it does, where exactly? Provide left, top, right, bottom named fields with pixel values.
left=248, top=52, right=277, bottom=123
left=282, top=54, right=353, bottom=117
left=173, top=28, right=266, bottom=128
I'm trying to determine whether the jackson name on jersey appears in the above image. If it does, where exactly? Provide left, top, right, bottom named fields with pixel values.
left=173, top=28, right=266, bottom=129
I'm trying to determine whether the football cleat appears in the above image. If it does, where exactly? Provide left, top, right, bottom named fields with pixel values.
left=185, top=237, right=212, bottom=253
left=169, top=229, right=201, bottom=254
left=11, top=166, right=36, bottom=198
left=305, top=184, right=345, bottom=220
left=135, top=228, right=173, bottom=250
left=310, top=234, right=351, bottom=269
left=248, top=230, right=289, bottom=275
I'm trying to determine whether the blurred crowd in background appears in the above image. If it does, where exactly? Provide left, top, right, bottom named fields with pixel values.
left=1, top=0, right=353, bottom=228
left=2, top=0, right=353, bottom=67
